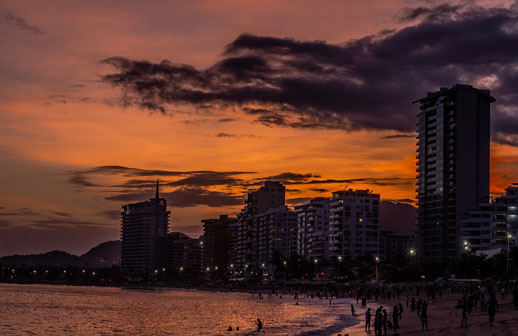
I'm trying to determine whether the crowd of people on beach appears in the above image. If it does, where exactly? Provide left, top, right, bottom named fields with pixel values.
left=223, top=280, right=518, bottom=334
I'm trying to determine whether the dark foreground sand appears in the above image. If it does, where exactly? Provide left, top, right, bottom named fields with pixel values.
left=333, top=292, right=518, bottom=336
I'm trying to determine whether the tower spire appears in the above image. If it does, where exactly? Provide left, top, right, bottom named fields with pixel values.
left=155, top=179, right=159, bottom=199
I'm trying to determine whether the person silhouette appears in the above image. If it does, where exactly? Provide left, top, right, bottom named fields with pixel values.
left=256, top=318, right=263, bottom=332
left=365, top=308, right=372, bottom=332
left=487, top=295, right=498, bottom=326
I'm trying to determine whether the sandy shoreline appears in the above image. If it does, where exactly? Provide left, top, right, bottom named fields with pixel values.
left=331, top=291, right=518, bottom=336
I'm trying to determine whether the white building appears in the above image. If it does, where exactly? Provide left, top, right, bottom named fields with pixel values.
left=328, top=189, right=380, bottom=260
left=295, top=198, right=331, bottom=261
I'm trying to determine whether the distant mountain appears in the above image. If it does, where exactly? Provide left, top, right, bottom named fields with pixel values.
left=0, top=240, right=121, bottom=268
left=380, top=201, right=416, bottom=236
left=0, top=250, right=81, bottom=268
left=80, top=240, right=121, bottom=267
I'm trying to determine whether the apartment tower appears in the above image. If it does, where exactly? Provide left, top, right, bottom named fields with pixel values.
left=414, top=84, right=494, bottom=262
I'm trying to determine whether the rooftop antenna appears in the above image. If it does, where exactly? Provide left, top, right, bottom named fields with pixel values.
left=155, top=179, right=159, bottom=199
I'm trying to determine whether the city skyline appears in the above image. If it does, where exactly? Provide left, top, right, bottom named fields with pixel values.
left=2, top=0, right=518, bottom=257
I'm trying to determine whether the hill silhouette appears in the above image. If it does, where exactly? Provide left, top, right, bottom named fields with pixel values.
left=0, top=240, right=121, bottom=268
left=380, top=201, right=416, bottom=235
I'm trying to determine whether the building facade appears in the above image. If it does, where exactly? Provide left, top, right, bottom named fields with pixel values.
left=379, top=231, right=415, bottom=262
left=295, top=198, right=331, bottom=261
left=201, top=215, right=237, bottom=272
left=414, top=84, right=494, bottom=262
left=328, top=189, right=380, bottom=260
left=256, top=205, right=297, bottom=266
left=235, top=181, right=286, bottom=267
left=459, top=202, right=492, bottom=253
left=158, top=232, right=202, bottom=273
left=121, top=181, right=170, bottom=273
left=492, top=184, right=518, bottom=251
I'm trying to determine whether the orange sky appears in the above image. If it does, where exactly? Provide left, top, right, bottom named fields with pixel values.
left=1, top=0, right=517, bottom=256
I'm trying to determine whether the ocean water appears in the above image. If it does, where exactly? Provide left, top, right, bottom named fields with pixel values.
left=0, top=284, right=358, bottom=335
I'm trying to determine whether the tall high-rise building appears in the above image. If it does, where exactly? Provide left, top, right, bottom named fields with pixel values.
left=295, top=198, right=331, bottom=261
left=235, top=181, right=286, bottom=267
left=121, top=181, right=170, bottom=273
left=328, top=189, right=380, bottom=260
left=414, top=84, right=494, bottom=262
left=201, top=215, right=236, bottom=273
left=256, top=205, right=297, bottom=266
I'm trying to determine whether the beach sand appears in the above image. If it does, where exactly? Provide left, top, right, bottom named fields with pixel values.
left=334, top=291, right=518, bottom=336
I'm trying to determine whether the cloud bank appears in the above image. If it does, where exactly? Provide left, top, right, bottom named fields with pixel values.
left=102, top=2, right=518, bottom=145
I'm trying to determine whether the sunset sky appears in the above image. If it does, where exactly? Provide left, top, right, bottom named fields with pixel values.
left=1, top=0, right=518, bottom=256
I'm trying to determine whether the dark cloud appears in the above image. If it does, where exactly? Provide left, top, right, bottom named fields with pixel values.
left=47, top=93, right=92, bottom=104
left=216, top=132, right=256, bottom=138
left=29, top=218, right=107, bottom=230
left=83, top=165, right=254, bottom=177
left=310, top=188, right=329, bottom=193
left=165, top=187, right=244, bottom=207
left=259, top=172, right=321, bottom=183
left=289, top=177, right=413, bottom=186
left=98, top=210, right=121, bottom=220
left=385, top=198, right=417, bottom=204
left=218, top=118, right=235, bottom=122
left=66, top=165, right=259, bottom=208
left=114, top=179, right=157, bottom=189
left=217, top=132, right=235, bottom=137
left=396, top=3, right=463, bottom=22
left=68, top=173, right=98, bottom=187
left=105, top=187, right=243, bottom=208
left=0, top=208, right=42, bottom=217
left=102, top=3, right=518, bottom=144
left=104, top=191, right=150, bottom=202
left=85, top=165, right=188, bottom=177
left=166, top=172, right=245, bottom=187
left=52, top=211, right=71, bottom=217
left=5, top=11, right=45, bottom=35
left=380, top=133, right=415, bottom=139
left=68, top=163, right=416, bottom=208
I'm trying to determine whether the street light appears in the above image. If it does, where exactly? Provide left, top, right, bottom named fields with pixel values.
left=409, top=249, right=415, bottom=264
left=462, top=241, right=471, bottom=254
left=375, top=257, right=379, bottom=281
left=507, top=233, right=513, bottom=275
left=314, top=258, right=318, bottom=276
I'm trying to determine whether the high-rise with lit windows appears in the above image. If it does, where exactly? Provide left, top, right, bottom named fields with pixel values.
left=328, top=189, right=380, bottom=260
left=414, top=84, right=494, bottom=262
left=121, top=181, right=170, bottom=273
